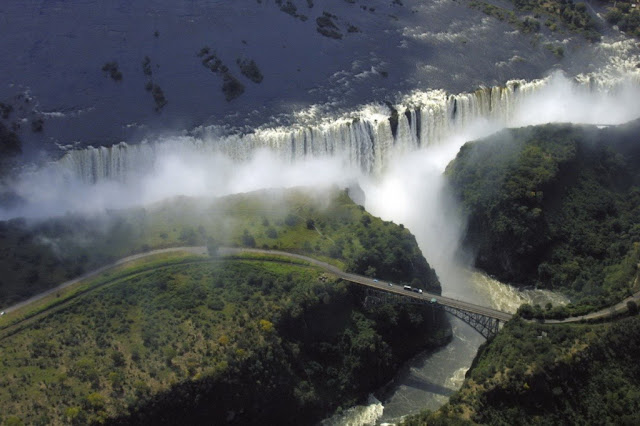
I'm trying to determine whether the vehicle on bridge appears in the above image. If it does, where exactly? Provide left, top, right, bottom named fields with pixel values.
left=430, top=298, right=437, bottom=304
left=388, top=282, right=393, bottom=287
left=412, top=288, right=423, bottom=294
left=403, top=285, right=412, bottom=291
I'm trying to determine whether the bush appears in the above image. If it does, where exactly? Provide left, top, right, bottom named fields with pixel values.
left=266, top=228, right=278, bottom=239
left=242, top=230, right=256, bottom=247
left=236, top=58, right=264, bottom=83
left=285, top=214, right=299, bottom=226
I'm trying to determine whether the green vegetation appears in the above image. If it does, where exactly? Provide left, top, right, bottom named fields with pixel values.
left=0, top=188, right=444, bottom=423
left=0, top=187, right=439, bottom=312
left=317, top=12, right=343, bottom=39
left=236, top=57, right=264, bottom=83
left=0, top=251, right=206, bottom=332
left=470, top=0, right=600, bottom=41
left=141, top=56, right=152, bottom=77
left=140, top=56, right=167, bottom=112
left=0, top=229, right=447, bottom=424
left=101, top=61, right=123, bottom=82
left=276, top=0, right=309, bottom=21
left=150, top=84, right=168, bottom=111
left=0, top=122, right=21, bottom=174
left=446, top=121, right=640, bottom=311
left=604, top=0, right=640, bottom=37
left=0, top=102, right=13, bottom=119
left=404, top=313, right=640, bottom=425
left=543, top=42, right=564, bottom=58
left=198, top=49, right=246, bottom=101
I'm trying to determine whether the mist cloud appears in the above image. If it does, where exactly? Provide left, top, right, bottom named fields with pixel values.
left=4, top=149, right=358, bottom=219
left=3, top=72, right=639, bottom=227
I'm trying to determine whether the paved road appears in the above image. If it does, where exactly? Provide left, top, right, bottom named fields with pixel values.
left=219, top=248, right=514, bottom=322
left=3, top=246, right=207, bottom=314
left=10, top=245, right=632, bottom=326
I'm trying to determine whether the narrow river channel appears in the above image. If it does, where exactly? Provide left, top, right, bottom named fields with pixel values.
left=323, top=145, right=570, bottom=425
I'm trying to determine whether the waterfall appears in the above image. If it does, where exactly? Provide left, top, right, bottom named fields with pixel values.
left=53, top=70, right=640, bottom=184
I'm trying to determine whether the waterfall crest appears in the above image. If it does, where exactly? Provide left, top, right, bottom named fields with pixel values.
left=55, top=71, right=640, bottom=183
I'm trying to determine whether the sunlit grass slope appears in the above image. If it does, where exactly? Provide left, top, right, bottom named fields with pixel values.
left=0, top=186, right=439, bottom=309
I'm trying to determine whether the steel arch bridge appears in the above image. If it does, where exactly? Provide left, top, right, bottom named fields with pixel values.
left=363, top=288, right=504, bottom=339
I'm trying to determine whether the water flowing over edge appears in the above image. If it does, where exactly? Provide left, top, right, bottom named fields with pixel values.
left=51, top=39, right=640, bottom=185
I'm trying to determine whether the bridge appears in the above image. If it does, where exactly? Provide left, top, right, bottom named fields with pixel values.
left=2, top=247, right=513, bottom=340
left=220, top=248, right=514, bottom=339
left=362, top=288, right=510, bottom=339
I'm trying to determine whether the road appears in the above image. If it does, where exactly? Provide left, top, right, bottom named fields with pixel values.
left=6, top=245, right=632, bottom=326
left=2, top=246, right=207, bottom=315
left=2, top=245, right=512, bottom=324
left=219, top=247, right=514, bottom=322
left=544, top=289, right=640, bottom=324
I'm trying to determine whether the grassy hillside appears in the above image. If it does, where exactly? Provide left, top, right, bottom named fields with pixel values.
left=446, top=121, right=640, bottom=313
left=402, top=312, right=640, bottom=425
left=0, top=253, right=448, bottom=425
left=0, top=187, right=447, bottom=424
left=0, top=187, right=439, bottom=309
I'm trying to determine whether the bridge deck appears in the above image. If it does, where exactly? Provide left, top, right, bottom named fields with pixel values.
left=221, top=248, right=513, bottom=322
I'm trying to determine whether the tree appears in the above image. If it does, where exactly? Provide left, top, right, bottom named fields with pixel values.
left=285, top=214, right=299, bottom=226
left=365, top=266, right=376, bottom=278
left=242, top=230, right=256, bottom=247
left=84, top=392, right=106, bottom=411
left=266, top=228, right=278, bottom=238
left=517, top=304, right=534, bottom=319
left=110, top=350, right=126, bottom=367
left=5, top=416, right=23, bottom=426
left=627, top=300, right=638, bottom=315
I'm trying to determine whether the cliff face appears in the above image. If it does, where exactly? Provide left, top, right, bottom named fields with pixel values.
left=421, top=315, right=640, bottom=426
left=445, top=120, right=640, bottom=307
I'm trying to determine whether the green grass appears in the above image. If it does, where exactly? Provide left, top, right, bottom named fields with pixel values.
left=0, top=251, right=208, bottom=334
